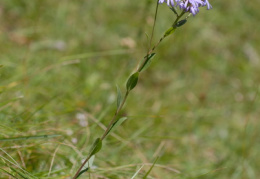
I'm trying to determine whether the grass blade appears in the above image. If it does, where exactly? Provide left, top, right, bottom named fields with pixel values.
left=131, top=165, right=144, bottom=179
left=0, top=134, right=61, bottom=142
left=143, top=157, right=159, bottom=179
left=0, top=168, right=18, bottom=179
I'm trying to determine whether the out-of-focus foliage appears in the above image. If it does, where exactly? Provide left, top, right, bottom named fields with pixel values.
left=0, top=0, right=259, bottom=178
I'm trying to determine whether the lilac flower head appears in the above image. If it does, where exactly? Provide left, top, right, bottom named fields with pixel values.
left=158, top=0, right=212, bottom=16
left=158, top=0, right=175, bottom=7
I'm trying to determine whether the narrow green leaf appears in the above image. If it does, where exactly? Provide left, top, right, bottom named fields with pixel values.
left=174, top=19, right=187, bottom=27
left=10, top=167, right=28, bottom=179
left=76, top=168, right=89, bottom=179
left=89, top=138, right=102, bottom=156
left=0, top=168, right=18, bottom=179
left=116, top=85, right=122, bottom=109
left=0, top=134, right=61, bottom=142
left=164, top=27, right=176, bottom=37
left=138, top=53, right=156, bottom=72
left=131, top=165, right=144, bottom=179
left=107, top=117, right=128, bottom=137
left=112, top=117, right=127, bottom=130
left=126, top=72, right=139, bottom=91
left=0, top=152, right=36, bottom=178
left=143, top=157, right=159, bottom=179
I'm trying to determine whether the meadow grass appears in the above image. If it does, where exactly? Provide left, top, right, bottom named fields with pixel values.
left=0, top=0, right=260, bottom=178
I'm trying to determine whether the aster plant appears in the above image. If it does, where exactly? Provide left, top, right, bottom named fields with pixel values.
left=159, top=0, right=212, bottom=16
left=73, top=0, right=212, bottom=178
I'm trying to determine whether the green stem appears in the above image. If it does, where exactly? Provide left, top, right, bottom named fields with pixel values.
left=101, top=91, right=129, bottom=140
left=72, top=92, right=129, bottom=179
left=72, top=155, right=92, bottom=179
left=139, top=11, right=186, bottom=73
left=72, top=10, right=187, bottom=179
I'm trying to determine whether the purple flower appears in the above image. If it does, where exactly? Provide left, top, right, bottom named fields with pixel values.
left=158, top=0, right=212, bottom=16
left=158, top=0, right=175, bottom=7
left=203, top=0, right=212, bottom=10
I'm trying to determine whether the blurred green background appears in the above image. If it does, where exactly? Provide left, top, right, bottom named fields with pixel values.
left=0, top=0, right=260, bottom=178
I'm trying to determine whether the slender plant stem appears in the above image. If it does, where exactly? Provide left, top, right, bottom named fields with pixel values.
left=148, top=10, right=185, bottom=54
left=139, top=11, right=185, bottom=71
left=137, top=1, right=159, bottom=72
left=72, top=92, right=129, bottom=179
left=148, top=1, right=159, bottom=52
left=72, top=8, right=186, bottom=179
left=101, top=91, right=129, bottom=140
left=72, top=155, right=92, bottom=179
